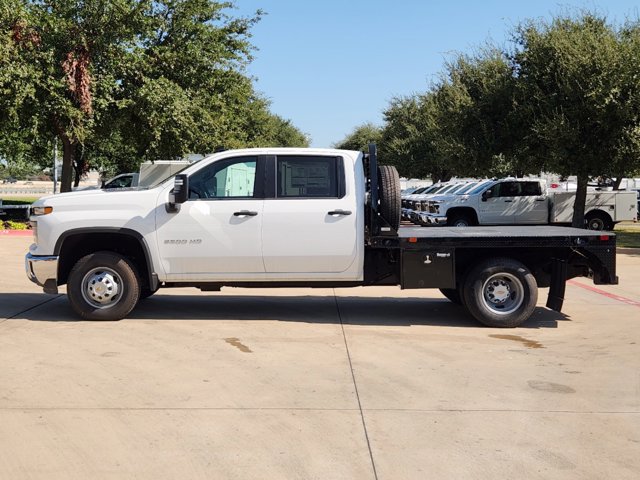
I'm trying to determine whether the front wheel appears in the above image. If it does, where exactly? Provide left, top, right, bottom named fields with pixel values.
left=67, top=252, right=141, bottom=320
left=447, top=213, right=474, bottom=227
left=462, top=258, right=538, bottom=328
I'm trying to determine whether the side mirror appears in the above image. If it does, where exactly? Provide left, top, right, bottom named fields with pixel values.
left=173, top=174, right=189, bottom=204
left=167, top=174, right=189, bottom=213
left=482, top=190, right=491, bottom=201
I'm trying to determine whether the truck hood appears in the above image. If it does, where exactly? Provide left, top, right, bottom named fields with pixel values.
left=33, top=187, right=160, bottom=209
left=33, top=187, right=149, bottom=205
left=429, top=193, right=464, bottom=202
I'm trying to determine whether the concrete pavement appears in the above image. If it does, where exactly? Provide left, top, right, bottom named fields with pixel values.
left=1, top=236, right=639, bottom=479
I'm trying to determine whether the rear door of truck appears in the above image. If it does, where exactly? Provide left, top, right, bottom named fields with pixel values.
left=261, top=153, right=360, bottom=276
left=512, top=181, right=548, bottom=224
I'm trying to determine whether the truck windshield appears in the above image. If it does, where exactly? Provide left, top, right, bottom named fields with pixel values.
left=468, top=181, right=494, bottom=195
left=455, top=182, right=478, bottom=194
left=447, top=183, right=468, bottom=194
left=433, top=184, right=454, bottom=194
left=421, top=184, right=441, bottom=194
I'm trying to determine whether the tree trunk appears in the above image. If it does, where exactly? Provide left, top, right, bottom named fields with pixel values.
left=73, top=144, right=86, bottom=188
left=613, top=173, right=624, bottom=190
left=572, top=173, right=589, bottom=228
left=60, top=136, right=76, bottom=193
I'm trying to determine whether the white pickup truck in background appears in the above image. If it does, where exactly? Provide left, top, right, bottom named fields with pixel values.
left=414, top=178, right=637, bottom=230
left=102, top=160, right=193, bottom=189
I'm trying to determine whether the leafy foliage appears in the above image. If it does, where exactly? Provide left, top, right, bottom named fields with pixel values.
left=374, top=11, right=640, bottom=226
left=2, top=219, right=30, bottom=230
left=334, top=122, right=382, bottom=152
left=511, top=14, right=640, bottom=225
left=0, top=1, right=307, bottom=189
left=381, top=50, right=520, bottom=183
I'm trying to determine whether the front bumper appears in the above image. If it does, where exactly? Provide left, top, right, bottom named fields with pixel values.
left=423, top=213, right=448, bottom=225
left=25, top=253, right=59, bottom=294
left=401, top=208, right=414, bottom=220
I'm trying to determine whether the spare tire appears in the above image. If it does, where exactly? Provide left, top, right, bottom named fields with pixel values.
left=378, top=165, right=401, bottom=231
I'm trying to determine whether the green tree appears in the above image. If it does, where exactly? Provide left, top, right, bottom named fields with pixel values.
left=381, top=90, right=466, bottom=183
left=608, top=22, right=640, bottom=188
left=512, top=13, right=639, bottom=226
left=444, top=49, right=536, bottom=177
left=334, top=122, right=382, bottom=152
left=0, top=1, right=287, bottom=191
left=380, top=50, right=527, bottom=183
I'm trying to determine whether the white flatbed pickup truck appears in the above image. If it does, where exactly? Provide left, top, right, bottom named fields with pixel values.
left=25, top=145, right=618, bottom=328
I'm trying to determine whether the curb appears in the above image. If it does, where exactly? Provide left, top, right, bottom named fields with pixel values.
left=618, top=247, right=640, bottom=254
left=0, top=230, right=32, bottom=237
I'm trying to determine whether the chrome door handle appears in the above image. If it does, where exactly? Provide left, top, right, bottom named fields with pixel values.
left=233, top=210, right=258, bottom=217
left=327, top=210, right=352, bottom=216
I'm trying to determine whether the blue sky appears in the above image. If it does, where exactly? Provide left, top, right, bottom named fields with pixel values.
left=235, top=1, right=639, bottom=147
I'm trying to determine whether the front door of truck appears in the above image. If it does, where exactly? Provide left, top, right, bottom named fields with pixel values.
left=261, top=155, right=359, bottom=277
left=478, top=181, right=519, bottom=224
left=155, top=156, right=265, bottom=280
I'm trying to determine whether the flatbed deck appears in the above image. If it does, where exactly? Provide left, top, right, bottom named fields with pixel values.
left=397, top=225, right=612, bottom=239
left=369, top=225, right=615, bottom=249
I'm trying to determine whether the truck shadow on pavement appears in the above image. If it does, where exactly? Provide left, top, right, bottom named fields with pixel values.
left=0, top=293, right=62, bottom=320
left=131, top=294, right=569, bottom=329
left=2, top=293, right=570, bottom=329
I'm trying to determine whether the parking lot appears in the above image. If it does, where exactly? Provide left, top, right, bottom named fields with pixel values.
left=1, top=235, right=639, bottom=479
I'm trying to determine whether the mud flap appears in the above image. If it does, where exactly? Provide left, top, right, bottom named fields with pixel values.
left=546, top=258, right=567, bottom=312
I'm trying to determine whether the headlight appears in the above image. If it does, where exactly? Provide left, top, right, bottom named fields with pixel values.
left=31, top=206, right=53, bottom=216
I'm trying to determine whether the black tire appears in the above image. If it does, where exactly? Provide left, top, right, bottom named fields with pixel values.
left=462, top=258, right=538, bottom=328
left=447, top=213, right=474, bottom=227
left=585, top=212, right=612, bottom=231
left=439, top=288, right=462, bottom=305
left=67, top=251, right=141, bottom=320
left=378, top=165, right=401, bottom=231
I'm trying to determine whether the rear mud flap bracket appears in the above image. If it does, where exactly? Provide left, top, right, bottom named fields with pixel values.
left=546, top=258, right=567, bottom=312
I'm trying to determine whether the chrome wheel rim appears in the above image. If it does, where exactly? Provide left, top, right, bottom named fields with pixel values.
left=481, top=272, right=524, bottom=315
left=81, top=267, right=122, bottom=309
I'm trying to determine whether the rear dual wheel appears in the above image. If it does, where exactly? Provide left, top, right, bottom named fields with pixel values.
left=462, top=258, right=538, bottom=328
left=585, top=212, right=613, bottom=231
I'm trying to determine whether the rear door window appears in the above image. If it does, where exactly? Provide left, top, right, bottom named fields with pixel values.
left=276, top=156, right=344, bottom=198
left=520, top=182, right=542, bottom=196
